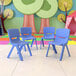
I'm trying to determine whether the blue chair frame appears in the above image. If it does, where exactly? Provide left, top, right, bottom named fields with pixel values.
left=40, top=27, right=55, bottom=49
left=46, top=28, right=71, bottom=61
left=20, top=27, right=38, bottom=50
left=7, top=29, right=32, bottom=61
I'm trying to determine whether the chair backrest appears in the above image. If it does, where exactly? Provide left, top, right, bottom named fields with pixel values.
left=55, top=28, right=70, bottom=44
left=20, top=27, right=32, bottom=37
left=8, top=29, right=20, bottom=43
left=43, top=27, right=55, bottom=37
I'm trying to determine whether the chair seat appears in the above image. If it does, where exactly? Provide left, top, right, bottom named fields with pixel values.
left=49, top=41, right=66, bottom=45
left=21, top=36, right=35, bottom=40
left=11, top=41, right=30, bottom=45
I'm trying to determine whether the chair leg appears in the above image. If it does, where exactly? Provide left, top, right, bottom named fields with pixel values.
left=46, top=44, right=50, bottom=57
left=35, top=38, right=38, bottom=50
left=31, top=39, right=34, bottom=47
left=66, top=45, right=71, bottom=57
left=19, top=45, right=26, bottom=52
left=60, top=46, right=65, bottom=61
left=27, top=44, right=32, bottom=56
left=19, top=45, right=24, bottom=52
left=16, top=46, right=23, bottom=61
left=24, top=45, right=26, bottom=52
left=40, top=40, right=42, bottom=49
left=7, top=46, right=14, bottom=58
left=52, top=45, right=57, bottom=54
left=17, top=45, right=24, bottom=54
left=40, top=38, right=44, bottom=49
left=42, top=38, right=44, bottom=47
left=22, top=39, right=27, bottom=51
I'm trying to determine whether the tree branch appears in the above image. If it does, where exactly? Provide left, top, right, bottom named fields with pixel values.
left=65, top=7, right=68, bottom=18
left=3, top=13, right=10, bottom=21
left=0, top=0, right=4, bottom=14
left=60, top=18, right=66, bottom=23
left=64, top=4, right=68, bottom=23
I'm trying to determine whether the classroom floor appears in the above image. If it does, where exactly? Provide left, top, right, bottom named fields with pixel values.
left=0, top=45, right=76, bottom=76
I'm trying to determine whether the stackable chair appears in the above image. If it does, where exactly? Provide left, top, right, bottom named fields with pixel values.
left=20, top=27, right=38, bottom=50
left=46, top=28, right=71, bottom=61
left=7, top=29, right=32, bottom=61
left=40, top=27, right=55, bottom=49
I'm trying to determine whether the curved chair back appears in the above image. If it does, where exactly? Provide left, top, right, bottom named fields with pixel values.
left=55, top=28, right=70, bottom=44
left=8, top=29, right=20, bottom=43
left=20, top=27, right=32, bottom=37
left=43, top=27, right=55, bottom=38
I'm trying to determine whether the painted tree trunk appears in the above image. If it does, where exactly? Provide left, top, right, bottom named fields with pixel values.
left=1, top=17, right=7, bottom=33
left=39, top=18, right=50, bottom=34
left=23, top=15, right=37, bottom=34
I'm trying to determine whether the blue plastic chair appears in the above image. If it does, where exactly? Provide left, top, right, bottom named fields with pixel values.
left=40, top=27, right=55, bottom=49
left=20, top=27, right=38, bottom=50
left=46, top=28, right=71, bottom=61
left=7, top=29, right=32, bottom=61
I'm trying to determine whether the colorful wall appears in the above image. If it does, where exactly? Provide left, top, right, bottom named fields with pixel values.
left=3, top=0, right=76, bottom=33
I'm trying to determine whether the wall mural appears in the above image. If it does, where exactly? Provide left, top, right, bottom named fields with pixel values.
left=57, top=0, right=76, bottom=36
left=13, top=0, right=44, bottom=33
left=0, top=0, right=13, bottom=33
left=36, top=0, right=58, bottom=33
left=0, top=0, right=76, bottom=35
left=66, top=11, right=76, bottom=35
left=13, top=0, right=58, bottom=34
left=57, top=0, right=73, bottom=23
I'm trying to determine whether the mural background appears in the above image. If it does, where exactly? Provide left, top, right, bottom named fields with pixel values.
left=2, top=0, right=76, bottom=33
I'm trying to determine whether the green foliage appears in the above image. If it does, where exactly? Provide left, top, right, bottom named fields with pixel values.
left=13, top=0, right=44, bottom=15
left=22, top=0, right=35, bottom=5
left=36, top=0, right=58, bottom=18
left=58, top=0, right=73, bottom=11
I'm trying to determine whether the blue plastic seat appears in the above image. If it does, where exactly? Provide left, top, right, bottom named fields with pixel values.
left=40, top=27, right=55, bottom=49
left=46, top=28, right=71, bottom=61
left=20, top=27, right=38, bottom=50
left=7, top=29, right=32, bottom=61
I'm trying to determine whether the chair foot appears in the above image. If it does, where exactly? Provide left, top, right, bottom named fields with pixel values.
left=7, top=46, right=14, bottom=58
left=66, top=45, right=71, bottom=57
left=27, top=44, right=32, bottom=56
left=46, top=44, right=50, bottom=57
left=59, top=46, right=65, bottom=61
left=46, top=55, right=48, bottom=57
left=60, top=58, right=62, bottom=61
